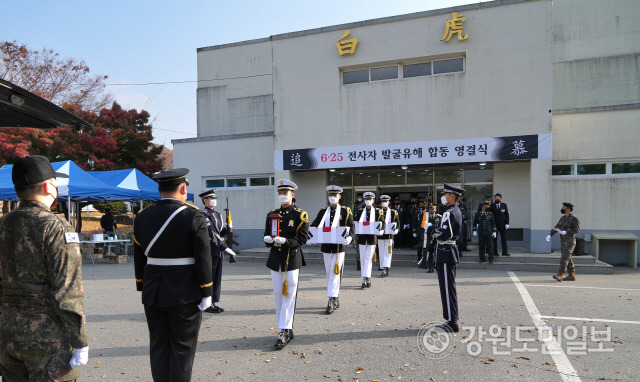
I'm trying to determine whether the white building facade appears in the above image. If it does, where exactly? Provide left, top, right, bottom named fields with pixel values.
left=173, top=0, right=640, bottom=262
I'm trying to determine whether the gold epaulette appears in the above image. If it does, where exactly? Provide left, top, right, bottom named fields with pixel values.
left=185, top=202, right=199, bottom=210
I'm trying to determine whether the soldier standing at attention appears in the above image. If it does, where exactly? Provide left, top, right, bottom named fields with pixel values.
left=0, top=155, right=89, bottom=380
left=134, top=168, right=213, bottom=382
left=199, top=189, right=237, bottom=314
left=473, top=201, right=497, bottom=263
left=353, top=193, right=365, bottom=271
left=547, top=202, right=580, bottom=282
left=354, top=192, right=383, bottom=289
left=377, top=195, right=399, bottom=277
left=490, top=193, right=511, bottom=256
left=263, top=180, right=309, bottom=349
left=310, top=185, right=354, bottom=314
left=423, top=204, right=442, bottom=273
left=432, top=183, right=465, bottom=333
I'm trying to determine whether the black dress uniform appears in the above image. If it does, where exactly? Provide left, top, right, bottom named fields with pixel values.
left=202, top=202, right=229, bottom=311
left=473, top=205, right=496, bottom=263
left=490, top=195, right=510, bottom=256
left=432, top=184, right=464, bottom=332
left=134, top=169, right=213, bottom=382
left=264, top=179, right=309, bottom=349
left=424, top=210, right=442, bottom=273
left=354, top=195, right=383, bottom=288
left=311, top=186, right=355, bottom=314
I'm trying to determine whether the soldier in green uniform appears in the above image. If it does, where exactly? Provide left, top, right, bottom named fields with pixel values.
left=473, top=202, right=497, bottom=263
left=0, top=155, right=89, bottom=381
left=547, top=202, right=581, bottom=282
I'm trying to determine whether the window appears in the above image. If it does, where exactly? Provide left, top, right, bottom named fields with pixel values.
left=370, top=66, right=398, bottom=81
left=205, top=178, right=225, bottom=188
left=343, top=69, right=368, bottom=84
left=403, top=63, right=431, bottom=78
left=227, top=178, right=247, bottom=187
left=249, top=177, right=272, bottom=187
left=612, top=162, right=640, bottom=174
left=552, top=165, right=574, bottom=176
left=433, top=58, right=464, bottom=74
left=577, top=164, right=605, bottom=175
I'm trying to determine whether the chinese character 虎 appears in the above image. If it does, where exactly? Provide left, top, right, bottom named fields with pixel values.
left=337, top=30, right=359, bottom=56
left=441, top=12, right=469, bottom=42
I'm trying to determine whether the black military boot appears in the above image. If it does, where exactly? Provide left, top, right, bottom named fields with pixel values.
left=381, top=267, right=388, bottom=277
left=326, top=298, right=334, bottom=314
left=361, top=278, right=367, bottom=289
left=334, top=297, right=340, bottom=309
left=366, top=277, right=371, bottom=288
left=437, top=321, right=459, bottom=333
left=274, top=329, right=289, bottom=350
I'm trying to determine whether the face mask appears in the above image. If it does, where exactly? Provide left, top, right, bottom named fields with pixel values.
left=278, top=194, right=291, bottom=204
left=441, top=195, right=448, bottom=205
left=357, top=198, right=363, bottom=202
left=209, top=199, right=217, bottom=208
left=45, top=182, right=58, bottom=202
left=495, top=199, right=501, bottom=204
left=364, top=200, right=373, bottom=206
left=561, top=208, right=566, bottom=214
left=381, top=202, right=388, bottom=208
left=328, top=196, right=339, bottom=205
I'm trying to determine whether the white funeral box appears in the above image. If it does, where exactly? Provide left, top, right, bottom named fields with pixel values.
left=382, top=222, right=399, bottom=235
left=355, top=221, right=383, bottom=236
left=307, top=226, right=349, bottom=245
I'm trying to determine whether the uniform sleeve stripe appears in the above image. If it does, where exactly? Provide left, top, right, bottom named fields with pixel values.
left=200, top=282, right=213, bottom=288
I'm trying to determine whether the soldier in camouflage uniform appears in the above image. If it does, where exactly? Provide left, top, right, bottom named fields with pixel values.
left=0, top=155, right=88, bottom=381
left=546, top=202, right=581, bottom=282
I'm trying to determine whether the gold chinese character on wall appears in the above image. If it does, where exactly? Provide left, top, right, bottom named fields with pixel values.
left=336, top=30, right=359, bottom=55
left=441, top=12, right=469, bottom=42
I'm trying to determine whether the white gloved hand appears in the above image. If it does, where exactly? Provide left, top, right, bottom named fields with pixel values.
left=505, top=224, right=509, bottom=229
left=263, top=236, right=273, bottom=244
left=546, top=235, right=551, bottom=242
left=345, top=236, right=352, bottom=245
left=561, top=230, right=567, bottom=235
left=413, top=233, right=417, bottom=238
left=473, top=231, right=478, bottom=237
left=69, top=346, right=89, bottom=368
left=273, top=236, right=286, bottom=245
left=492, top=232, right=497, bottom=238
left=198, top=296, right=212, bottom=311
left=224, top=248, right=236, bottom=257
left=404, top=224, right=410, bottom=229
left=228, top=221, right=233, bottom=229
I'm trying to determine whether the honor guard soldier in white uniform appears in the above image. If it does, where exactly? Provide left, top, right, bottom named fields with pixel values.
left=354, top=192, right=384, bottom=289
left=377, top=195, right=399, bottom=277
left=133, top=168, right=213, bottom=382
left=199, top=189, right=237, bottom=314
left=311, top=185, right=355, bottom=314
left=263, top=180, right=309, bottom=349
left=431, top=183, right=464, bottom=333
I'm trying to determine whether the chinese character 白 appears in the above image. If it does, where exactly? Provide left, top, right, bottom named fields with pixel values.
left=441, top=12, right=469, bottom=42
left=337, top=30, right=359, bottom=56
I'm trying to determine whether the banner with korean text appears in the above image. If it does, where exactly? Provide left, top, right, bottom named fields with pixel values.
left=275, top=133, right=551, bottom=171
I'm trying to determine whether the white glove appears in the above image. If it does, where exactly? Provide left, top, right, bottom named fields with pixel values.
left=492, top=232, right=497, bottom=238
left=546, top=235, right=551, bottom=242
left=224, top=248, right=236, bottom=257
left=505, top=224, right=509, bottom=229
left=404, top=224, right=410, bottom=229
left=69, top=346, right=89, bottom=368
left=560, top=230, right=567, bottom=235
left=263, top=236, right=273, bottom=244
left=413, top=233, right=417, bottom=237
left=345, top=236, right=352, bottom=245
left=273, top=236, right=286, bottom=245
left=228, top=222, right=233, bottom=229
left=473, top=231, right=478, bottom=237
left=198, top=296, right=212, bottom=311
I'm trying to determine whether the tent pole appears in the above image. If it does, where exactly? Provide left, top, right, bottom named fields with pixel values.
left=67, top=196, right=72, bottom=225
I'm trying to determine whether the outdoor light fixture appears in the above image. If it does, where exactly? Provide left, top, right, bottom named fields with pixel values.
left=479, top=162, right=487, bottom=166
left=401, top=165, right=408, bottom=170
left=329, top=169, right=335, bottom=172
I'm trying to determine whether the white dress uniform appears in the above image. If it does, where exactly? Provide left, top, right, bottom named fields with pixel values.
left=377, top=195, right=399, bottom=275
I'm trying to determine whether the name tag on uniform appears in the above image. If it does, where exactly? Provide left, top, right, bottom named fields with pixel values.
left=65, top=232, right=80, bottom=243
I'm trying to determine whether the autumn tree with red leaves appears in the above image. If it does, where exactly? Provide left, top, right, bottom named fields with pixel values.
left=0, top=102, right=165, bottom=176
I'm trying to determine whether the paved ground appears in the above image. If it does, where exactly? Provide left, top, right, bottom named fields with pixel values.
left=79, top=259, right=639, bottom=381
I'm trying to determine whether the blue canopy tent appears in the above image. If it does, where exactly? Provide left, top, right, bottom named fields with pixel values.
left=51, top=161, right=141, bottom=202
left=0, top=164, right=17, bottom=201
left=90, top=168, right=195, bottom=202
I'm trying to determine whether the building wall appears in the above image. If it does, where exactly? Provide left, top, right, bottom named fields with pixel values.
left=551, top=0, right=640, bottom=260
left=271, top=0, right=552, bottom=151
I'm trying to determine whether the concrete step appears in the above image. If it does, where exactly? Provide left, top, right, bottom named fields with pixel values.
left=236, top=247, right=613, bottom=275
